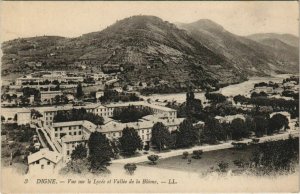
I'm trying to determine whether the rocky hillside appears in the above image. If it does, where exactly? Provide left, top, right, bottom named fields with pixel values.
left=2, top=16, right=245, bottom=90
left=177, top=19, right=299, bottom=76
left=2, top=16, right=298, bottom=92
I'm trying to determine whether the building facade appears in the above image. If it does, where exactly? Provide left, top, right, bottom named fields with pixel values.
left=27, top=148, right=62, bottom=174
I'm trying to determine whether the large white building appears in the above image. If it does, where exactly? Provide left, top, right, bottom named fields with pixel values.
left=40, top=101, right=177, bottom=127
left=16, top=71, right=84, bottom=86
left=40, top=90, right=63, bottom=103
left=48, top=115, right=184, bottom=162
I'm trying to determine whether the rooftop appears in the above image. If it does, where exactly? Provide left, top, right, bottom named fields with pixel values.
left=106, top=101, right=175, bottom=112
left=28, top=148, right=61, bottom=164
left=98, top=117, right=185, bottom=133
left=62, top=135, right=88, bottom=143
left=40, top=90, right=62, bottom=94
left=52, top=120, right=97, bottom=131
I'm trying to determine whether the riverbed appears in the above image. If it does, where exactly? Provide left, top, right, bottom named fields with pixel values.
left=140, top=74, right=292, bottom=103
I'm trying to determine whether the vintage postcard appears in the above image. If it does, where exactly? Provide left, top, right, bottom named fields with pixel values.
left=1, top=1, right=299, bottom=193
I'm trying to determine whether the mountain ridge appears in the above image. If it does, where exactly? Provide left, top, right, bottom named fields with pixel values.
left=2, top=15, right=298, bottom=92
left=177, top=19, right=299, bottom=76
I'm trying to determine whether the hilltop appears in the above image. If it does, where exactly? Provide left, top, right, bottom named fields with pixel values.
left=2, top=16, right=298, bottom=92
left=177, top=19, right=299, bottom=76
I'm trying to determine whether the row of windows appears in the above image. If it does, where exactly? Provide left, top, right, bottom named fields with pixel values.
left=32, top=160, right=51, bottom=166
left=105, top=132, right=151, bottom=140
left=45, top=122, right=53, bottom=126
left=54, top=126, right=82, bottom=132
left=55, top=131, right=82, bottom=137
left=46, top=116, right=53, bottom=121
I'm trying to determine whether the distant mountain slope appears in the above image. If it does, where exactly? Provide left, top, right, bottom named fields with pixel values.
left=177, top=19, right=299, bottom=75
left=247, top=33, right=299, bottom=48
left=2, top=16, right=298, bottom=92
left=1, top=16, right=246, bottom=90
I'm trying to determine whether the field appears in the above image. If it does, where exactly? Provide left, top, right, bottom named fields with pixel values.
left=139, top=146, right=256, bottom=175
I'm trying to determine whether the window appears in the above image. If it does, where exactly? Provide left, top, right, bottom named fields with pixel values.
left=36, top=160, right=39, bottom=164
left=55, top=133, right=58, bottom=137
left=41, top=165, right=44, bottom=169
left=74, top=132, right=76, bottom=135
left=47, top=161, right=50, bottom=165
left=113, top=132, right=115, bottom=137
left=67, top=151, right=70, bottom=155
left=142, top=135, right=144, bottom=140
left=69, top=132, right=71, bottom=135
left=55, top=128, right=57, bottom=132
left=69, top=127, right=71, bottom=130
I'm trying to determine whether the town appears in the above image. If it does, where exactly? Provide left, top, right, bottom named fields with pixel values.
left=1, top=69, right=299, bottom=175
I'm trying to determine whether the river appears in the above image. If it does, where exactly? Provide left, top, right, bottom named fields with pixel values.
left=140, top=74, right=292, bottom=103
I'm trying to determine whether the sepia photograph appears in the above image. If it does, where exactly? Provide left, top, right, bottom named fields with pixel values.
left=1, top=1, right=299, bottom=193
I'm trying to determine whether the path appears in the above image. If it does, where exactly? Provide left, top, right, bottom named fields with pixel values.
left=31, top=123, right=60, bottom=152
left=112, top=130, right=299, bottom=164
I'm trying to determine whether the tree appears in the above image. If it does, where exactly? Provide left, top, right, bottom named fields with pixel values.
left=88, top=132, right=113, bottom=171
left=148, top=155, right=159, bottom=165
left=31, top=109, right=43, bottom=121
left=205, top=93, right=226, bottom=104
left=119, top=127, right=143, bottom=156
left=268, top=114, right=289, bottom=134
left=14, top=114, right=17, bottom=121
left=178, top=91, right=203, bottom=120
left=59, top=158, right=90, bottom=175
left=110, top=139, right=120, bottom=159
left=53, top=108, right=104, bottom=125
left=54, top=95, right=61, bottom=104
left=76, top=83, right=84, bottom=99
left=124, top=163, right=137, bottom=175
left=71, top=144, right=87, bottom=160
left=200, top=117, right=225, bottom=144
left=151, top=122, right=171, bottom=151
left=113, top=105, right=153, bottom=123
left=52, top=80, right=60, bottom=85
left=176, top=119, right=199, bottom=148
left=251, top=137, right=299, bottom=175
left=254, top=115, right=269, bottom=137
left=182, top=151, right=189, bottom=159
left=230, top=118, right=250, bottom=140
left=192, top=150, right=203, bottom=159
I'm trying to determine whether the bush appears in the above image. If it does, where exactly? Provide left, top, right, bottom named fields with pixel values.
left=217, top=161, right=229, bottom=172
left=192, top=150, right=203, bottom=159
left=233, top=159, right=245, bottom=168
left=124, top=163, right=137, bottom=175
left=182, top=151, right=189, bottom=159
left=147, top=155, right=159, bottom=165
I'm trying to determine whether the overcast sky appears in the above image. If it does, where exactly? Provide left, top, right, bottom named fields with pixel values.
left=1, top=1, right=299, bottom=42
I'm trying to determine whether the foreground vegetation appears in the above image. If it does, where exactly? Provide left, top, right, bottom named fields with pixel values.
left=140, top=137, right=299, bottom=176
